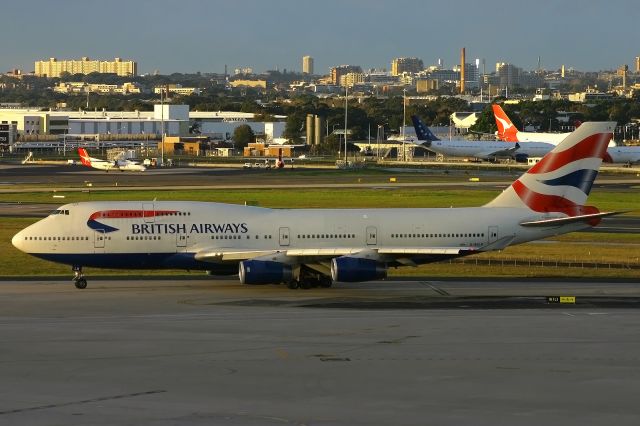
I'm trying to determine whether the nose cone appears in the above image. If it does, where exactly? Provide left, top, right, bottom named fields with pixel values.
left=12, top=229, right=25, bottom=252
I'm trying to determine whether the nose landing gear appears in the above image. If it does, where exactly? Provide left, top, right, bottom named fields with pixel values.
left=72, top=265, right=87, bottom=289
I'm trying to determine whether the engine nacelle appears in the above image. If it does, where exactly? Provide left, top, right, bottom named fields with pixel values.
left=330, top=257, right=387, bottom=283
left=239, top=260, right=293, bottom=285
left=514, top=153, right=529, bottom=163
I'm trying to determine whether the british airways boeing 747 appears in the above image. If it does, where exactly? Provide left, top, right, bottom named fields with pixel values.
left=13, top=122, right=618, bottom=289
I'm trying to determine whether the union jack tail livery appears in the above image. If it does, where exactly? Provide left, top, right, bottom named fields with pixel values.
left=492, top=104, right=519, bottom=142
left=486, top=121, right=616, bottom=224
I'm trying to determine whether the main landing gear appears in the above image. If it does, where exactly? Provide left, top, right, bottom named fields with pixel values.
left=286, top=270, right=333, bottom=290
left=72, top=265, right=87, bottom=289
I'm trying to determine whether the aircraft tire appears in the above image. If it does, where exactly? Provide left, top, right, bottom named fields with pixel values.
left=299, top=280, right=312, bottom=290
left=75, top=278, right=88, bottom=289
left=320, top=277, right=333, bottom=288
left=287, top=280, right=299, bottom=290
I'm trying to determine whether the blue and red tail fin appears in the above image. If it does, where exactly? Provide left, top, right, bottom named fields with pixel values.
left=411, top=115, right=440, bottom=141
left=486, top=122, right=615, bottom=217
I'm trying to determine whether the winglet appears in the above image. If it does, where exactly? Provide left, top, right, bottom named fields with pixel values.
left=492, top=104, right=519, bottom=142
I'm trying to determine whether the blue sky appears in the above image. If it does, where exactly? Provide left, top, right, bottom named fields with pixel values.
left=2, top=0, right=638, bottom=75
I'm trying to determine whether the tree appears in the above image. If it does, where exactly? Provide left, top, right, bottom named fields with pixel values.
left=232, top=124, right=255, bottom=150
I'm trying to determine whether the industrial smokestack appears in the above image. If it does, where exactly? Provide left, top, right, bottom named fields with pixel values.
left=460, top=47, right=466, bottom=94
left=306, top=114, right=314, bottom=146
left=314, top=115, right=324, bottom=145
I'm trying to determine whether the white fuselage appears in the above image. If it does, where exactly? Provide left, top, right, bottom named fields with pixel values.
left=514, top=131, right=569, bottom=144
left=427, top=139, right=554, bottom=160
left=606, top=146, right=640, bottom=164
left=12, top=201, right=588, bottom=272
left=85, top=158, right=146, bottom=172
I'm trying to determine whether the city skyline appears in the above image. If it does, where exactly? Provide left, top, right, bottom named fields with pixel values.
left=1, top=0, right=639, bottom=76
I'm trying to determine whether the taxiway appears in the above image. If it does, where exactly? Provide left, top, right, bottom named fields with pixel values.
left=1, top=278, right=639, bottom=425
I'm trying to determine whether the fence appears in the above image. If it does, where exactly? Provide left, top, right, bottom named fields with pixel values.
left=452, top=256, right=640, bottom=270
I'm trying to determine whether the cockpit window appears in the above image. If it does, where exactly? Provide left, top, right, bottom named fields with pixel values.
left=49, top=209, right=70, bottom=216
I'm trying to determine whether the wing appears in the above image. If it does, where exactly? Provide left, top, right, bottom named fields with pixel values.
left=476, top=143, right=520, bottom=159
left=193, top=235, right=516, bottom=271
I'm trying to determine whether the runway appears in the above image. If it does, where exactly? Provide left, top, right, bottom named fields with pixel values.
left=1, top=163, right=638, bottom=190
left=1, top=278, right=640, bottom=425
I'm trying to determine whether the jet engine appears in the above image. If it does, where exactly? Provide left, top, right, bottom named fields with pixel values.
left=239, top=260, right=293, bottom=285
left=515, top=153, right=529, bottom=163
left=330, top=256, right=387, bottom=283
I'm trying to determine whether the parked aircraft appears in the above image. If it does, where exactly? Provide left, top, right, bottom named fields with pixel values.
left=13, top=122, right=617, bottom=289
left=78, top=148, right=146, bottom=172
left=273, top=148, right=285, bottom=169
left=411, top=115, right=554, bottom=162
left=492, top=104, right=570, bottom=143
left=492, top=104, right=639, bottom=164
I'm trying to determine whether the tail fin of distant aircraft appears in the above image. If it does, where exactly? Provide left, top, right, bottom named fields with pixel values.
left=485, top=121, right=615, bottom=221
left=411, top=115, right=440, bottom=141
left=492, top=104, right=519, bottom=142
left=275, top=148, right=284, bottom=168
left=78, top=148, right=92, bottom=167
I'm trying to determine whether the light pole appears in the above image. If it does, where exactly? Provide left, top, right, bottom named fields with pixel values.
left=377, top=124, right=383, bottom=159
left=344, top=85, right=348, bottom=164
left=160, top=87, right=165, bottom=166
left=402, top=88, right=407, bottom=162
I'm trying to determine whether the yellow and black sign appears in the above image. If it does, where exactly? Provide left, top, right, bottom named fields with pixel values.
left=547, top=296, right=576, bottom=304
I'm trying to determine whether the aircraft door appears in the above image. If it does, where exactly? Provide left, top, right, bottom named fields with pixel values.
left=366, top=226, right=377, bottom=245
left=94, top=229, right=105, bottom=249
left=176, top=232, right=188, bottom=250
left=279, top=227, right=290, bottom=246
left=488, top=226, right=499, bottom=244
left=142, top=202, right=154, bottom=223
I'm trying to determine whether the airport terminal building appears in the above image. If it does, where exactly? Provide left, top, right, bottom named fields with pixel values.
left=1, top=106, right=286, bottom=152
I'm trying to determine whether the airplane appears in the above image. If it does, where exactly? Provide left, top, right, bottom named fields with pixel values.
left=12, top=122, right=618, bottom=290
left=78, top=148, right=146, bottom=172
left=492, top=104, right=639, bottom=164
left=273, top=148, right=285, bottom=169
left=411, top=115, right=555, bottom=162
left=492, top=104, right=570, bottom=143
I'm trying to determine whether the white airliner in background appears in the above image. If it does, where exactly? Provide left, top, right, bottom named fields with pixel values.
left=492, top=104, right=639, bottom=164
left=492, top=104, right=571, bottom=144
left=78, top=148, right=146, bottom=172
left=411, top=115, right=555, bottom=162
left=13, top=122, right=618, bottom=289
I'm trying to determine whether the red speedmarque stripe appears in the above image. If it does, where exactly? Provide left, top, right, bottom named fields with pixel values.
left=527, top=133, right=611, bottom=175
left=89, top=210, right=178, bottom=220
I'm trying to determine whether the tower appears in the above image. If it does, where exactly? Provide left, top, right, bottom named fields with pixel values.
left=460, top=48, right=466, bottom=94
left=302, top=56, right=314, bottom=75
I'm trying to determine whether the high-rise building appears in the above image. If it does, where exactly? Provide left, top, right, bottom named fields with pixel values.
left=391, top=57, right=424, bottom=76
left=302, top=56, right=314, bottom=75
left=635, top=56, right=640, bottom=73
left=341, top=72, right=365, bottom=88
left=34, top=57, right=137, bottom=78
left=496, top=63, right=521, bottom=89
left=330, top=65, right=362, bottom=85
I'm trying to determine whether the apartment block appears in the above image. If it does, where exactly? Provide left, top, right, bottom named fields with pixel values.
left=35, top=57, right=137, bottom=77
left=391, top=57, right=424, bottom=76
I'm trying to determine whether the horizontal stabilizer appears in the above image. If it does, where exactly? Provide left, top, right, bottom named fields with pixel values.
left=519, top=211, right=622, bottom=227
